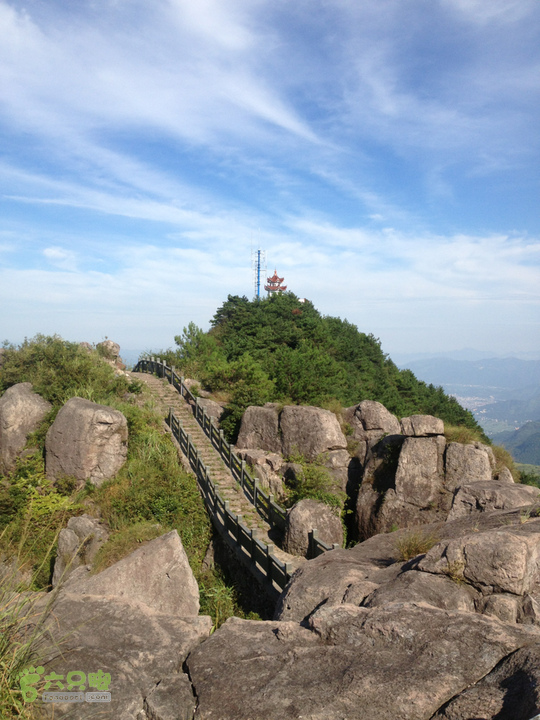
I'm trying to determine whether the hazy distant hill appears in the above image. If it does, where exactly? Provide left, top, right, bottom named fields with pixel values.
left=480, top=389, right=540, bottom=424
left=400, top=358, right=540, bottom=396
left=492, top=422, right=540, bottom=465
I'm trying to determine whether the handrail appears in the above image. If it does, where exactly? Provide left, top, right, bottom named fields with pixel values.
left=133, top=357, right=339, bottom=564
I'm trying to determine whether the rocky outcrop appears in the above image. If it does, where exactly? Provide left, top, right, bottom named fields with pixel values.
left=36, top=529, right=210, bottom=720
left=280, top=406, right=347, bottom=460
left=196, top=397, right=224, bottom=420
left=445, top=441, right=494, bottom=489
left=40, top=594, right=210, bottom=720
left=187, top=602, right=540, bottom=720
left=236, top=405, right=281, bottom=453
left=343, top=400, right=401, bottom=466
left=418, top=524, right=540, bottom=596
left=97, top=339, right=120, bottom=359
left=66, top=530, right=199, bottom=615
left=283, top=499, right=343, bottom=557
left=0, top=383, right=51, bottom=473
left=45, top=397, right=128, bottom=486
left=401, top=414, right=445, bottom=436
left=52, top=514, right=109, bottom=587
left=236, top=449, right=285, bottom=498
left=448, top=481, right=540, bottom=521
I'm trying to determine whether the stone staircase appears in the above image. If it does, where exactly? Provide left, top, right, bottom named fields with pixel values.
left=129, top=371, right=302, bottom=569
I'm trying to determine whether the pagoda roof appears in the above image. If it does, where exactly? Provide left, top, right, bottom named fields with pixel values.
left=264, top=284, right=287, bottom=292
left=267, top=270, right=284, bottom=283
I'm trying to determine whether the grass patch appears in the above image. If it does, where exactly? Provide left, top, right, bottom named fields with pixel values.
left=444, top=424, right=484, bottom=445
left=491, top=444, right=519, bottom=482
left=90, top=521, right=165, bottom=575
left=395, top=531, right=439, bottom=562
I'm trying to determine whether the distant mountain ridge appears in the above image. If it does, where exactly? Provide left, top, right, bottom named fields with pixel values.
left=492, top=422, right=540, bottom=465
left=399, top=357, right=540, bottom=395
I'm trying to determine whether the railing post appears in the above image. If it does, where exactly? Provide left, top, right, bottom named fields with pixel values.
left=229, top=443, right=233, bottom=467
left=180, top=376, right=185, bottom=396
left=168, top=407, right=173, bottom=427
left=268, top=493, right=274, bottom=524
left=251, top=527, right=258, bottom=560
left=254, top=478, right=259, bottom=509
left=213, top=484, right=220, bottom=515
left=240, top=460, right=246, bottom=491
left=332, top=543, right=340, bottom=550
left=171, top=366, right=175, bottom=384
left=310, top=528, right=318, bottom=559
left=219, top=430, right=224, bottom=455
left=266, top=543, right=275, bottom=580
left=285, top=562, right=293, bottom=581
left=236, top=515, right=243, bottom=545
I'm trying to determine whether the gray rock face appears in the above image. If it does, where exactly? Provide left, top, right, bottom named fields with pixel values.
left=283, top=499, right=343, bottom=557
left=363, top=570, right=477, bottom=612
left=45, top=396, right=128, bottom=486
left=394, top=436, right=445, bottom=507
left=143, top=674, right=196, bottom=720
left=40, top=593, right=211, bottom=720
left=445, top=441, right=493, bottom=489
left=52, top=514, right=109, bottom=587
left=97, top=339, right=121, bottom=358
left=448, top=481, right=540, bottom=521
left=236, top=406, right=281, bottom=453
left=0, top=383, right=51, bottom=473
left=497, top=466, right=515, bottom=484
left=196, top=398, right=224, bottom=420
left=418, top=521, right=540, bottom=595
left=188, top=603, right=540, bottom=720
left=343, top=400, right=401, bottom=465
left=274, top=548, right=402, bottom=622
left=280, top=405, right=347, bottom=461
left=432, top=644, right=540, bottom=720
left=401, top=414, right=444, bottom=436
left=67, top=530, right=200, bottom=615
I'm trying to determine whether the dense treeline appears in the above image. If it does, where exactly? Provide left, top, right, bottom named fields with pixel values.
left=156, top=293, right=485, bottom=441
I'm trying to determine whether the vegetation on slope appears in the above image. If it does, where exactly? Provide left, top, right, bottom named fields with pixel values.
left=152, top=293, right=486, bottom=442
left=0, top=335, right=258, bottom=717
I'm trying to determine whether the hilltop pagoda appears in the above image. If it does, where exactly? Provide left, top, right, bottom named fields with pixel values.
left=265, top=270, right=287, bottom=293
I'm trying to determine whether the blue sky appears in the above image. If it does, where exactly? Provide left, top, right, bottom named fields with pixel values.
left=1, top=0, right=539, bottom=360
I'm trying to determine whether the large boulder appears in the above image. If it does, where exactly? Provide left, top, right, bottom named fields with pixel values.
left=45, top=397, right=128, bottom=486
left=445, top=441, right=493, bottom=489
left=39, top=593, right=211, bottom=720
left=97, top=339, right=120, bottom=359
left=280, top=406, right=347, bottom=461
left=394, top=436, right=446, bottom=507
left=448, top=481, right=540, bottom=521
left=236, top=406, right=281, bottom=453
left=401, top=414, right=444, bottom=437
left=0, top=383, right=51, bottom=473
left=283, top=499, right=343, bottom=557
left=432, top=644, right=540, bottom=720
left=343, top=400, right=401, bottom=465
left=52, top=514, right=109, bottom=587
left=418, top=521, right=540, bottom=596
left=66, top=530, right=200, bottom=615
left=196, top=397, right=224, bottom=420
left=362, top=569, right=477, bottom=612
left=187, top=603, right=540, bottom=720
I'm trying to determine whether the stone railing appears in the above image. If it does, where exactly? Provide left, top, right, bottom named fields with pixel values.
left=133, top=357, right=339, bottom=589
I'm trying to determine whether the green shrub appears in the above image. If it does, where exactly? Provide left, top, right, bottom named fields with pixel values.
left=283, top=452, right=345, bottom=509
left=0, top=335, right=132, bottom=406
